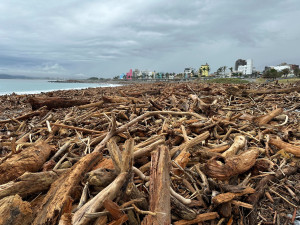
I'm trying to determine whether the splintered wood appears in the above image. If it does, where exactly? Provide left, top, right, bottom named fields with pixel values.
left=0, top=81, right=299, bottom=225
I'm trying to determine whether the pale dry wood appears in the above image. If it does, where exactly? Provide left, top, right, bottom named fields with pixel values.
left=141, top=146, right=171, bottom=225
left=78, top=100, right=104, bottom=109
left=50, top=123, right=104, bottom=134
left=254, top=108, right=283, bottom=126
left=221, top=135, right=246, bottom=158
left=72, top=139, right=133, bottom=225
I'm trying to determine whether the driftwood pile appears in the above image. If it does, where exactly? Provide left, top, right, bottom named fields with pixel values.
left=0, top=82, right=299, bottom=225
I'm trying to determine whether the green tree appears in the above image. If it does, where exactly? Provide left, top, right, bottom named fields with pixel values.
left=222, top=66, right=227, bottom=76
left=207, top=66, right=210, bottom=76
left=216, top=67, right=223, bottom=75
left=199, top=68, right=203, bottom=76
left=293, top=67, right=300, bottom=77
left=263, top=69, right=281, bottom=80
left=229, top=67, right=233, bottom=73
left=88, top=77, right=99, bottom=80
left=281, top=68, right=290, bottom=77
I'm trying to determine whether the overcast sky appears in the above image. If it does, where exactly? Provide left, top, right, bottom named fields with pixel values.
left=0, top=0, right=299, bottom=78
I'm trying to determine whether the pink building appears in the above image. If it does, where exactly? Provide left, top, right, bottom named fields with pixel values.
left=126, top=69, right=132, bottom=80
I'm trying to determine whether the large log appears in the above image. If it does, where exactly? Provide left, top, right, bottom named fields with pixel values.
left=0, top=141, right=54, bottom=185
left=254, top=108, right=283, bottom=126
left=269, top=137, right=300, bottom=157
left=33, top=152, right=102, bottom=225
left=244, top=86, right=300, bottom=96
left=173, top=212, right=219, bottom=225
left=141, top=145, right=171, bottom=225
left=72, top=139, right=134, bottom=225
left=0, top=195, right=33, bottom=225
left=0, top=169, right=66, bottom=200
left=204, top=149, right=259, bottom=180
left=28, top=97, right=89, bottom=110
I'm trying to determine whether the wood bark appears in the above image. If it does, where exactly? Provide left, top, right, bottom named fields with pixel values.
left=141, top=145, right=171, bottom=225
left=171, top=195, right=197, bottom=220
left=28, top=97, right=89, bottom=110
left=0, top=141, right=54, bottom=185
left=0, top=195, right=33, bottom=225
left=33, top=152, right=102, bottom=225
left=269, top=137, right=300, bottom=157
left=173, top=212, right=219, bottom=225
left=204, top=149, right=259, bottom=180
left=0, top=169, right=66, bottom=199
left=244, top=86, right=300, bottom=96
left=254, top=108, right=283, bottom=126
left=72, top=139, right=133, bottom=225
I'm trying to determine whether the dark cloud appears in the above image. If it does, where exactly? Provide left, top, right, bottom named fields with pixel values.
left=0, top=0, right=299, bottom=78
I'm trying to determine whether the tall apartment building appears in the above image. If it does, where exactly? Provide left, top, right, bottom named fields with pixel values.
left=237, top=59, right=253, bottom=75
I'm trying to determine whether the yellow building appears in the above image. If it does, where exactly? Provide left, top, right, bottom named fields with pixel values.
left=199, top=63, right=210, bottom=77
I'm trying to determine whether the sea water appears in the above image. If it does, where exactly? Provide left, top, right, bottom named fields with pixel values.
left=0, top=79, right=121, bottom=95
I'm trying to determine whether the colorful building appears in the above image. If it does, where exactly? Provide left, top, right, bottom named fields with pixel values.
left=126, top=69, right=132, bottom=80
left=199, top=63, right=210, bottom=76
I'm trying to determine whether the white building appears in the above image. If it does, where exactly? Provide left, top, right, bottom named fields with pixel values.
left=237, top=59, right=253, bottom=75
left=272, top=65, right=290, bottom=72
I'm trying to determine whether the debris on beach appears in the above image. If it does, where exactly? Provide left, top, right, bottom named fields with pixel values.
left=0, top=81, right=299, bottom=225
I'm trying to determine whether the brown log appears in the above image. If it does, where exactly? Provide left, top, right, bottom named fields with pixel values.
left=171, top=195, right=197, bottom=220
left=33, top=152, right=102, bottom=225
left=86, top=168, right=117, bottom=192
left=204, top=149, right=259, bottom=180
left=0, top=141, right=54, bottom=185
left=212, top=187, right=255, bottom=205
left=0, top=109, right=47, bottom=124
left=244, top=86, right=300, bottom=96
left=207, top=144, right=230, bottom=153
left=0, top=195, right=33, bottom=225
left=28, top=97, right=89, bottom=110
left=254, top=108, right=283, bottom=126
left=0, top=169, right=66, bottom=199
left=173, top=212, right=219, bottom=225
left=72, top=139, right=134, bottom=225
left=269, top=137, right=300, bottom=157
left=78, top=100, right=104, bottom=109
left=141, top=145, right=171, bottom=225
left=173, top=150, right=191, bottom=175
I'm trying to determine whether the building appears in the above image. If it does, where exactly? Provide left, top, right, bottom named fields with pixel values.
left=184, top=67, right=196, bottom=78
left=237, top=59, right=253, bottom=75
left=235, top=59, right=247, bottom=71
left=126, top=69, right=132, bottom=80
left=133, top=69, right=140, bottom=79
left=199, top=63, right=210, bottom=77
left=264, top=63, right=299, bottom=73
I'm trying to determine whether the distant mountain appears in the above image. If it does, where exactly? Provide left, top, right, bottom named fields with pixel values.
left=0, top=74, right=35, bottom=79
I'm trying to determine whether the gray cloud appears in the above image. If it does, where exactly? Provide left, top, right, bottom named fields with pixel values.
left=0, top=0, right=299, bottom=78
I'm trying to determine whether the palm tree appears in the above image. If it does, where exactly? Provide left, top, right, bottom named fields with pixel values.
left=207, top=66, right=210, bottom=76
left=202, top=67, right=206, bottom=76
left=223, top=66, right=227, bottom=76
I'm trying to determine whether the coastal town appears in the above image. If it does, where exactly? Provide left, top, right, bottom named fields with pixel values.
left=118, top=59, right=300, bottom=81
